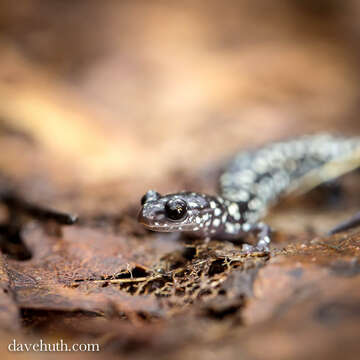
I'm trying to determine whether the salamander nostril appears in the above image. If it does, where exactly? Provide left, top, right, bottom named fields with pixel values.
left=140, top=194, right=147, bottom=205
left=141, top=190, right=161, bottom=205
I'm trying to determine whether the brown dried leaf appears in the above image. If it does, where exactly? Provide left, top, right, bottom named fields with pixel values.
left=6, top=224, right=180, bottom=318
left=0, top=252, right=19, bottom=330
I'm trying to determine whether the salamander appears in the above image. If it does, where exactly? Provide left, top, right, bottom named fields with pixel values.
left=138, top=134, right=360, bottom=253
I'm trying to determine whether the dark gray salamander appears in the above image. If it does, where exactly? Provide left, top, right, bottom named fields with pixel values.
left=138, top=134, right=360, bottom=252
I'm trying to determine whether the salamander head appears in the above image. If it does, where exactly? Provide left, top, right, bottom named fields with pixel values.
left=138, top=190, right=223, bottom=234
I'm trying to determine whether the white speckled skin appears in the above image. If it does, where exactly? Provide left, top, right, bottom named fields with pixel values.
left=138, top=134, right=360, bottom=252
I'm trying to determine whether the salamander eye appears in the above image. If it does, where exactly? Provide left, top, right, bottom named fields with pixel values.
left=165, top=199, right=187, bottom=221
left=141, top=190, right=161, bottom=205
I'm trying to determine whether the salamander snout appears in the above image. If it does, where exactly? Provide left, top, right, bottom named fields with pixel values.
left=138, top=190, right=211, bottom=233
left=138, top=190, right=189, bottom=231
left=138, top=190, right=165, bottom=229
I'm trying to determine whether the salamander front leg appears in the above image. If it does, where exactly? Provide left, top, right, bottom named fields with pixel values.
left=242, top=222, right=272, bottom=253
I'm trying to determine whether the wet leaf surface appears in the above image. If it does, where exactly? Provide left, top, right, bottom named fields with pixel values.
left=0, top=253, right=19, bottom=331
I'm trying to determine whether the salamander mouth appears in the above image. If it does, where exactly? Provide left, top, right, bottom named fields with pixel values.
left=138, top=210, right=194, bottom=232
left=142, top=224, right=174, bottom=232
left=137, top=210, right=173, bottom=232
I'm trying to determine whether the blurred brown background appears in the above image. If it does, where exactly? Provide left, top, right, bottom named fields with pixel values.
left=1, top=1, right=360, bottom=195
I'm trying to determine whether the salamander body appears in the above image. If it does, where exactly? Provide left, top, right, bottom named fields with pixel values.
left=138, top=134, right=360, bottom=252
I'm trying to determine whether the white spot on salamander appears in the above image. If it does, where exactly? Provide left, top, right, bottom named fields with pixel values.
left=210, top=201, right=217, bottom=209
left=236, top=190, right=250, bottom=202
left=225, top=223, right=236, bottom=234
left=248, top=198, right=262, bottom=210
left=232, top=212, right=241, bottom=221
left=228, top=203, right=239, bottom=217
left=214, top=208, right=221, bottom=216
left=213, top=218, right=221, bottom=227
